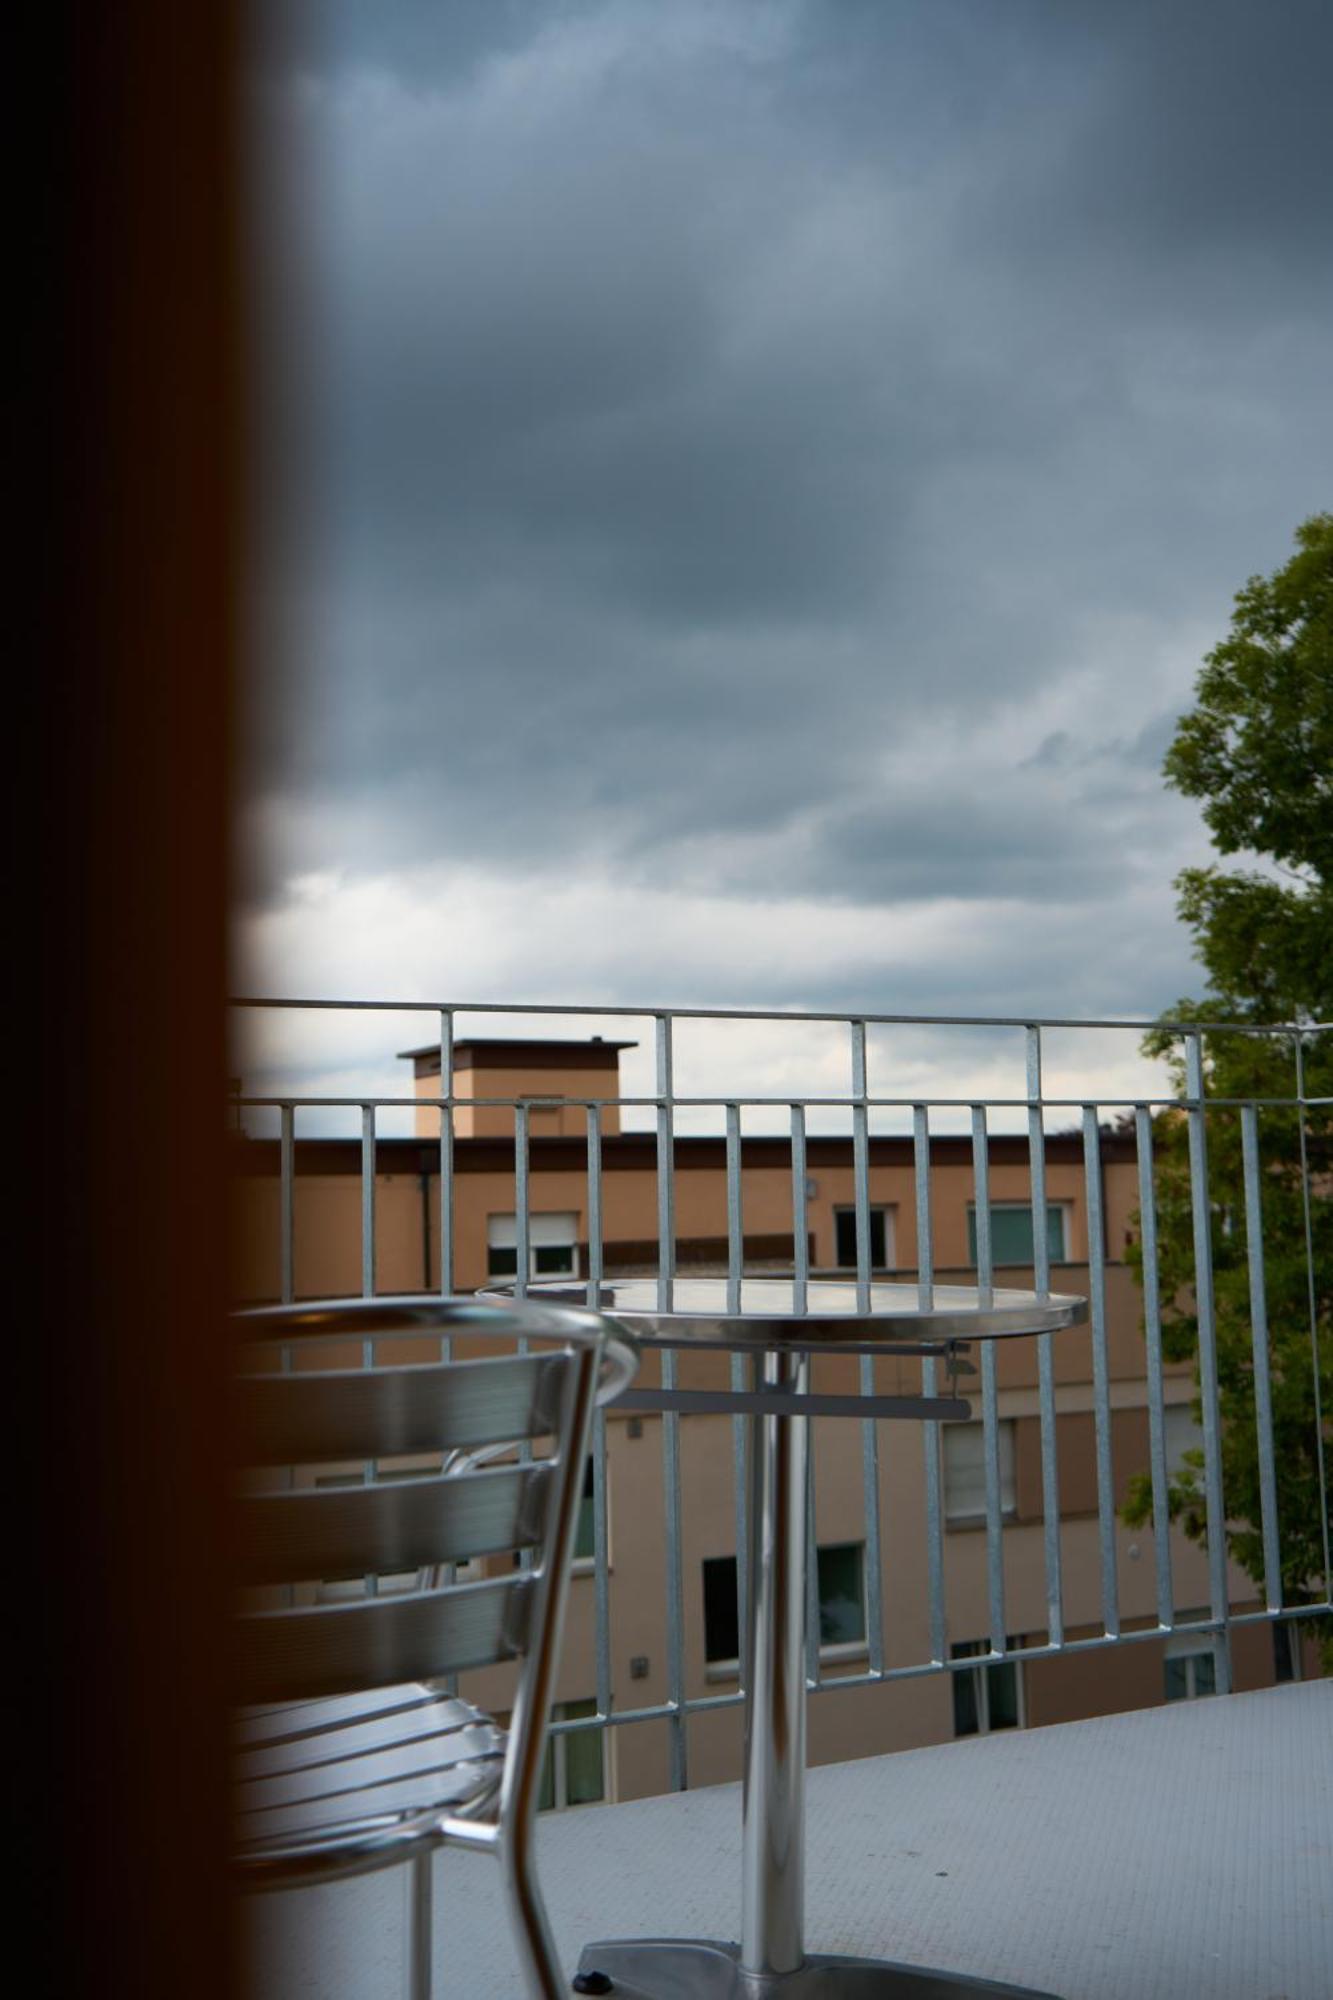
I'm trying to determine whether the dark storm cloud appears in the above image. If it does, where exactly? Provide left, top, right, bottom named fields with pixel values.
left=248, top=0, right=1332, bottom=1014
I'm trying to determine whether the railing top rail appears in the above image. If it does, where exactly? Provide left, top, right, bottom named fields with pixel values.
left=229, top=996, right=1330, bottom=1037
left=230, top=1093, right=1323, bottom=1111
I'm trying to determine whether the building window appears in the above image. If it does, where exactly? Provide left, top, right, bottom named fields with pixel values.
left=1272, top=1622, right=1302, bottom=1685
left=572, top=1456, right=597, bottom=1569
left=816, top=1542, right=867, bottom=1651
left=833, top=1207, right=893, bottom=1269
left=702, top=1554, right=740, bottom=1667
left=1164, top=1633, right=1217, bottom=1702
left=703, top=1542, right=866, bottom=1670
left=942, top=1419, right=1016, bottom=1525
left=538, top=1698, right=605, bottom=1811
left=966, top=1203, right=1067, bottom=1268
left=952, top=1637, right=1025, bottom=1737
left=487, top=1211, right=579, bottom=1281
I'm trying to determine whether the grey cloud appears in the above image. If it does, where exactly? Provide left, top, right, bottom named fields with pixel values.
left=1020, top=712, right=1181, bottom=778
left=248, top=0, right=1332, bottom=1008
left=1119, top=712, right=1184, bottom=774
left=797, top=796, right=1124, bottom=906
left=1022, top=732, right=1077, bottom=772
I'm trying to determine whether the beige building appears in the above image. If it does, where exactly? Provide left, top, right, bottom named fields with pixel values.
left=232, top=1038, right=1317, bottom=1811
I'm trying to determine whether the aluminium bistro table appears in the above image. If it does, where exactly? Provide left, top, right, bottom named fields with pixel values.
left=516, top=1276, right=1087, bottom=2000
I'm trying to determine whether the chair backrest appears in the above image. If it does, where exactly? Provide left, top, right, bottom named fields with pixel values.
left=233, top=1297, right=636, bottom=1708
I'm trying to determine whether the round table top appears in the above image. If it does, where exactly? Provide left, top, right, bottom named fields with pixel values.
left=499, top=1276, right=1088, bottom=1354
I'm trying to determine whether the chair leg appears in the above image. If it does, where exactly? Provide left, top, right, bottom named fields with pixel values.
left=500, top=1816, right=566, bottom=2000
left=408, top=1850, right=433, bottom=2000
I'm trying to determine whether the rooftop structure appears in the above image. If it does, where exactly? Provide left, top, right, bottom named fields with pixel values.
left=399, top=1035, right=637, bottom=1139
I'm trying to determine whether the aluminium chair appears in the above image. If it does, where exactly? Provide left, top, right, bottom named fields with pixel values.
left=233, top=1295, right=637, bottom=2000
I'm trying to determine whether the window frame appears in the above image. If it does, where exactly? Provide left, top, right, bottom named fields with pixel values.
left=950, top=1636, right=1026, bottom=1737
left=570, top=1453, right=603, bottom=1575
left=486, top=1210, right=580, bottom=1283
left=832, top=1205, right=894, bottom=1272
left=537, top=1696, right=609, bottom=1812
left=941, top=1417, right=1018, bottom=1528
left=1272, top=1620, right=1303, bottom=1685
left=702, top=1540, right=868, bottom=1680
left=1163, top=1631, right=1218, bottom=1703
left=965, top=1200, right=1069, bottom=1268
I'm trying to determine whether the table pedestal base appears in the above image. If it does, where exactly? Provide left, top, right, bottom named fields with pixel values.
left=574, top=1939, right=1061, bottom=1998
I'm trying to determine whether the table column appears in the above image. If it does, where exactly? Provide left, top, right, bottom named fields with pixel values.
left=741, top=1348, right=811, bottom=1977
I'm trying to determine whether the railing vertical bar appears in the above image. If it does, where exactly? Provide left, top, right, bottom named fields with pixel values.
left=973, top=1106, right=1006, bottom=1655
left=731, top=1341, right=749, bottom=1699
left=791, top=1103, right=809, bottom=1313
left=1185, top=1032, right=1232, bottom=1693
left=851, top=1021, right=872, bottom=1314
left=277, top=1330, right=297, bottom=1606
left=514, top=1102, right=531, bottom=1301
left=728, top=1095, right=750, bottom=1678
left=723, top=1096, right=750, bottom=1679
left=586, top=1094, right=612, bottom=1723
left=971, top=1102, right=993, bottom=1306
left=1026, top=1026, right=1051, bottom=1303
left=434, top=1021, right=453, bottom=1652
left=1135, top=1104, right=1174, bottom=1628
left=359, top=1177, right=378, bottom=1594
left=1294, top=1031, right=1331, bottom=1599
left=1026, top=1028, right=1062, bottom=1648
left=805, top=1429, right=820, bottom=1688
left=913, top=1103, right=935, bottom=1312
left=726, top=1102, right=743, bottom=1315
left=656, top=1015, right=676, bottom=1310
left=360, top=1104, right=376, bottom=1299
left=656, top=1015, right=687, bottom=1787
left=511, top=1099, right=535, bottom=1558
left=592, top=1401, right=612, bottom=1723
left=1082, top=1104, right=1119, bottom=1641
left=437, top=1009, right=454, bottom=1298
left=586, top=1102, right=604, bottom=1301
left=279, top=1103, right=295, bottom=1306
left=660, top=1354, right=687, bottom=1790
left=859, top=1390, right=885, bottom=1676
left=915, top=1105, right=946, bottom=1665
left=850, top=1022, right=884, bottom=1670
left=1241, top=1104, right=1282, bottom=1615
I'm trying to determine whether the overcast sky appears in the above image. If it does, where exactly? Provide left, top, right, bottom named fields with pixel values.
left=238, top=0, right=1331, bottom=1115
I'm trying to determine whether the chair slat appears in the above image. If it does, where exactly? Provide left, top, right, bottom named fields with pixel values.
left=236, top=1685, right=446, bottom=1746
left=238, top=1462, right=552, bottom=1584
left=238, top=1749, right=504, bottom=1847
left=237, top=1718, right=502, bottom=1812
left=237, top=1350, right=569, bottom=1465
left=235, top=1575, right=531, bottom=1703
left=237, top=1691, right=483, bottom=1778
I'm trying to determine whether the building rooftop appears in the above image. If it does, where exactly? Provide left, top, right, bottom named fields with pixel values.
left=398, top=1036, right=638, bottom=1069
left=246, top=1682, right=1330, bottom=1999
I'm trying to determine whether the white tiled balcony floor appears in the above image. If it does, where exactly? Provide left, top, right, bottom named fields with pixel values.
left=246, top=1681, right=1331, bottom=2000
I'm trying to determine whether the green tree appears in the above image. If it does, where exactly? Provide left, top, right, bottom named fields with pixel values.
left=1123, top=513, right=1332, bottom=1669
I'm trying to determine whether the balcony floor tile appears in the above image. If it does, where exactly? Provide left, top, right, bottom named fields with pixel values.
left=245, top=1681, right=1330, bottom=1999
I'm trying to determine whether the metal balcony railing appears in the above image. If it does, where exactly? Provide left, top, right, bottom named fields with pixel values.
left=230, top=998, right=1331, bottom=1794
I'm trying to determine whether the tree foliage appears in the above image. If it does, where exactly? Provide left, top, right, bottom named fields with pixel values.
left=1123, top=514, right=1332, bottom=1668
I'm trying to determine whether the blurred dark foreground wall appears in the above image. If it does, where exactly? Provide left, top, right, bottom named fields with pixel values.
left=23, top=6, right=240, bottom=1995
